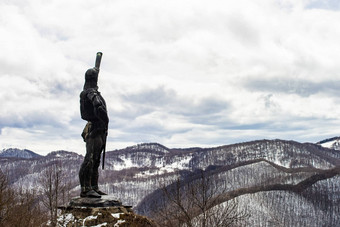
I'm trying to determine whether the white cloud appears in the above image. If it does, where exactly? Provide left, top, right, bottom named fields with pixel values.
left=1, top=0, right=340, bottom=155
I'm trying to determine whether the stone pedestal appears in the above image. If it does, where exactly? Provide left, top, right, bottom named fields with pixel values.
left=68, top=195, right=125, bottom=208
left=57, top=196, right=157, bottom=227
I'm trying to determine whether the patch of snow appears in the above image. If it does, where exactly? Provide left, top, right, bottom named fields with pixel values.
left=114, top=219, right=126, bottom=226
left=111, top=213, right=123, bottom=218
left=93, top=223, right=107, bottom=227
left=158, top=155, right=192, bottom=173
left=318, top=137, right=340, bottom=150
left=112, top=157, right=139, bottom=171
left=57, top=213, right=75, bottom=227
left=168, top=155, right=192, bottom=169
left=135, top=154, right=193, bottom=177
left=320, top=140, right=339, bottom=149
left=83, top=215, right=98, bottom=226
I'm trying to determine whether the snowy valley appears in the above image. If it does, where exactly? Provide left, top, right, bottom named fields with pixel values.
left=0, top=139, right=339, bottom=226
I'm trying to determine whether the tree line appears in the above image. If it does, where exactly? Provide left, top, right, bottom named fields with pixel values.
left=0, top=161, right=72, bottom=227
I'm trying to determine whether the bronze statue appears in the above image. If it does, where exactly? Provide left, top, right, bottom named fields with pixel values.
left=79, top=52, right=109, bottom=198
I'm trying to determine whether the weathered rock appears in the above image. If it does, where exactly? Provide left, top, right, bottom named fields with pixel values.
left=57, top=196, right=157, bottom=227
left=68, top=195, right=123, bottom=208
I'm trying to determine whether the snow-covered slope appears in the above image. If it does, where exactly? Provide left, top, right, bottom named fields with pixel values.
left=0, top=148, right=42, bottom=159
left=317, top=137, right=340, bottom=150
left=1, top=139, right=339, bottom=226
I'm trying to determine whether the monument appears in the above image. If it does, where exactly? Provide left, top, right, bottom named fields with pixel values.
left=78, top=52, right=109, bottom=198
left=56, top=53, right=157, bottom=226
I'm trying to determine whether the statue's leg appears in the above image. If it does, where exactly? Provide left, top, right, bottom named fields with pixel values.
left=79, top=137, right=95, bottom=195
left=91, top=134, right=102, bottom=189
left=91, top=133, right=107, bottom=195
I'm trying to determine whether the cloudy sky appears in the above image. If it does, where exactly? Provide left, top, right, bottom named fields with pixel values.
left=1, top=0, right=340, bottom=155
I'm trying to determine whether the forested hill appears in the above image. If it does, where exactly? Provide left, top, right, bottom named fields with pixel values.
left=0, top=139, right=339, bottom=226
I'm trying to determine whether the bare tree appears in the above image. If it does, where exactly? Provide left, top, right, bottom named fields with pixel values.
left=40, top=161, right=69, bottom=226
left=151, top=170, right=248, bottom=227
left=0, top=170, right=46, bottom=227
left=11, top=188, right=47, bottom=226
left=0, top=170, right=14, bottom=226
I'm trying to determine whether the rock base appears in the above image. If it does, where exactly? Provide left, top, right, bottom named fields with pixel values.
left=57, top=196, right=157, bottom=227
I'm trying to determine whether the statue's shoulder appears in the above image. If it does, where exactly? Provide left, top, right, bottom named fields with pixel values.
left=80, top=88, right=98, bottom=98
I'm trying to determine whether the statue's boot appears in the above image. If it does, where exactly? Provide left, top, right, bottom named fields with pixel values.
left=80, top=189, right=101, bottom=198
left=92, top=185, right=107, bottom=195
left=94, top=189, right=107, bottom=195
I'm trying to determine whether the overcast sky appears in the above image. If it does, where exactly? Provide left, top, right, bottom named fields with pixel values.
left=1, top=0, right=340, bottom=155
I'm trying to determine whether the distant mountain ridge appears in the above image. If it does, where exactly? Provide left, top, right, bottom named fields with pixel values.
left=46, top=150, right=82, bottom=159
left=0, top=148, right=42, bottom=159
left=2, top=136, right=339, bottom=159
left=1, top=138, right=340, bottom=226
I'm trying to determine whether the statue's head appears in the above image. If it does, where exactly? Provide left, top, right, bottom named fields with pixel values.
left=84, top=68, right=99, bottom=89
